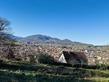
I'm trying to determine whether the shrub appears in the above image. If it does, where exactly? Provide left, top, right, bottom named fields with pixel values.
left=37, top=53, right=55, bottom=64
left=7, top=48, right=15, bottom=59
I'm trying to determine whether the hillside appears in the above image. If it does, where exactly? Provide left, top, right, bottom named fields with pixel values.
left=1, top=60, right=109, bottom=82
left=18, top=34, right=84, bottom=44
left=10, top=35, right=24, bottom=40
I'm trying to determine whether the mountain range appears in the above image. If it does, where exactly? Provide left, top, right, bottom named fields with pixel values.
left=12, top=34, right=84, bottom=44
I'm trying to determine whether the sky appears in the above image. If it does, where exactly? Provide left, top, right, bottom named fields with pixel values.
left=0, top=0, right=109, bottom=45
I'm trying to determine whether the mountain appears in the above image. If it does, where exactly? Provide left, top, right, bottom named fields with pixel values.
left=10, top=34, right=90, bottom=45
left=19, top=34, right=74, bottom=43
left=10, top=35, right=24, bottom=40
left=62, top=39, right=73, bottom=43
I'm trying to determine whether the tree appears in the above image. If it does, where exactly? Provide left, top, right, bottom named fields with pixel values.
left=0, top=17, right=10, bottom=31
left=0, top=17, right=10, bottom=38
left=37, top=53, right=55, bottom=64
left=0, top=17, right=13, bottom=45
left=7, top=47, right=15, bottom=59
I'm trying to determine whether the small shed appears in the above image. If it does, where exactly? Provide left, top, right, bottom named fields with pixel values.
left=59, top=51, right=88, bottom=66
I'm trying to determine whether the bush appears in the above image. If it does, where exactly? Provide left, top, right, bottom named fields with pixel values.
left=7, top=48, right=15, bottom=59
left=37, top=53, right=55, bottom=64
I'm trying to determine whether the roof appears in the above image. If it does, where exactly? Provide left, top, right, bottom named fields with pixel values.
left=62, top=51, right=88, bottom=64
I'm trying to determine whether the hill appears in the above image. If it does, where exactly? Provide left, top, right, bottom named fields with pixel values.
left=10, top=35, right=24, bottom=40
left=0, top=60, right=109, bottom=82
left=18, top=34, right=85, bottom=45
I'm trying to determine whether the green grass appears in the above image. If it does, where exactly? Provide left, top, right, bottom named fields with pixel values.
left=0, top=60, right=109, bottom=82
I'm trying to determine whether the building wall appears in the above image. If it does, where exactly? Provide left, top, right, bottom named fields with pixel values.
left=59, top=54, right=67, bottom=63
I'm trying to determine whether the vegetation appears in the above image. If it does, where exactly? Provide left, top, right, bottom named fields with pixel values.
left=0, top=17, right=12, bottom=42
left=0, top=59, right=109, bottom=82
left=37, top=53, right=55, bottom=64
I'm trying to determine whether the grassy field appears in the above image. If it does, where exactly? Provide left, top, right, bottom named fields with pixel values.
left=0, top=60, right=109, bottom=82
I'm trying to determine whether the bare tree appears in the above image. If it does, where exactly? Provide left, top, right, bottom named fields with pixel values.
left=0, top=17, right=12, bottom=43
left=0, top=17, right=15, bottom=59
left=0, top=17, right=10, bottom=31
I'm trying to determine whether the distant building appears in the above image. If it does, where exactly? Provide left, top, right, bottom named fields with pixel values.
left=59, top=51, right=88, bottom=66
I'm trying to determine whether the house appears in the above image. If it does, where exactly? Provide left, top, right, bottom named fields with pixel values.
left=59, top=51, right=88, bottom=66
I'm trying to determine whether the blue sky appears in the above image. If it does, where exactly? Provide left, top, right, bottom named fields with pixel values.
left=0, top=0, right=109, bottom=45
